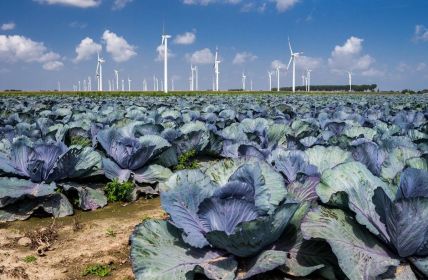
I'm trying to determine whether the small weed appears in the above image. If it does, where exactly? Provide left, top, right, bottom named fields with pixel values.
left=105, top=179, right=134, bottom=202
left=25, top=220, right=58, bottom=255
left=72, top=216, right=83, bottom=232
left=22, top=256, right=36, bottom=263
left=82, top=264, right=112, bottom=277
left=106, top=228, right=116, bottom=238
left=175, top=149, right=200, bottom=171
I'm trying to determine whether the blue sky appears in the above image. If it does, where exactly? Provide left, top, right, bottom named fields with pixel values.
left=0, top=0, right=427, bottom=91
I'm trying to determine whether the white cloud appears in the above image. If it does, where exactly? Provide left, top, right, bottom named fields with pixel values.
left=156, top=44, right=174, bottom=61
left=102, top=30, right=136, bottom=62
left=232, top=51, right=257, bottom=64
left=183, top=0, right=296, bottom=12
left=187, top=48, right=214, bottom=64
left=112, top=0, right=133, bottom=10
left=240, top=2, right=267, bottom=13
left=271, top=60, right=286, bottom=69
left=414, top=25, right=428, bottom=42
left=0, top=35, right=63, bottom=70
left=43, top=60, right=64, bottom=71
left=69, top=21, right=87, bottom=29
left=183, top=0, right=240, bottom=5
left=396, top=62, right=410, bottom=73
left=416, top=62, right=427, bottom=71
left=328, top=36, right=377, bottom=74
left=74, top=37, right=102, bottom=63
left=274, top=0, right=299, bottom=12
left=174, top=31, right=196, bottom=45
left=35, top=0, right=101, bottom=8
left=296, top=56, right=322, bottom=70
left=361, top=68, right=384, bottom=77
left=1, top=22, right=16, bottom=31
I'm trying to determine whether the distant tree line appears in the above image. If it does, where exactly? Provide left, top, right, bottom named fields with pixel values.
left=274, top=84, right=378, bottom=92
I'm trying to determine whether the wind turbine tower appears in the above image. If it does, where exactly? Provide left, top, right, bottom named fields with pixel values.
left=214, top=48, right=220, bottom=91
left=242, top=72, right=247, bottom=91
left=114, top=70, right=119, bottom=91
left=191, top=65, right=196, bottom=91
left=347, top=71, right=352, bottom=92
left=143, top=79, right=147, bottom=91
left=276, top=66, right=281, bottom=92
left=128, top=77, right=132, bottom=91
left=195, top=66, right=199, bottom=90
left=161, top=33, right=172, bottom=93
left=96, top=52, right=105, bottom=91
left=306, top=69, right=312, bottom=92
left=268, top=71, right=273, bottom=91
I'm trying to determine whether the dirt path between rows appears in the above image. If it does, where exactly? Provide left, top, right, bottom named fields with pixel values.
left=0, top=198, right=163, bottom=280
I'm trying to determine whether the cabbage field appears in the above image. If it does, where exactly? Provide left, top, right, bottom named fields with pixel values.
left=1, top=93, right=428, bottom=279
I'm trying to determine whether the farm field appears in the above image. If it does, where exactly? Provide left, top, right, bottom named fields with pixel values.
left=0, top=93, right=427, bottom=280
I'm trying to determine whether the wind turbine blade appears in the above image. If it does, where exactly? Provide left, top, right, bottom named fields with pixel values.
left=288, top=37, right=293, bottom=54
left=287, top=57, right=293, bottom=71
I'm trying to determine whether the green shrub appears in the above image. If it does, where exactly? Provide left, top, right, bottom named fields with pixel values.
left=105, top=179, right=134, bottom=202
left=82, top=264, right=112, bottom=277
left=106, top=228, right=116, bottom=237
left=175, top=149, right=200, bottom=171
left=23, top=255, right=37, bottom=263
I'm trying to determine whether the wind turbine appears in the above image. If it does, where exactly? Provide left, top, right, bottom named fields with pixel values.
left=57, top=81, right=61, bottom=92
left=78, top=81, right=81, bottom=91
left=88, top=77, right=91, bottom=91
left=161, top=33, right=172, bottom=93
left=121, top=79, right=125, bottom=91
left=242, top=72, right=247, bottom=91
left=302, top=75, right=306, bottom=87
left=276, top=66, right=281, bottom=92
left=114, top=70, right=119, bottom=91
left=96, top=52, right=105, bottom=91
left=156, top=77, right=159, bottom=91
left=214, top=47, right=220, bottom=91
left=268, top=71, right=273, bottom=91
left=250, top=80, right=253, bottom=91
left=189, top=76, right=193, bottom=91
left=171, top=78, right=175, bottom=91
left=347, top=71, right=352, bottom=92
left=306, top=69, right=312, bottom=92
left=128, top=77, right=132, bottom=91
left=286, top=38, right=303, bottom=93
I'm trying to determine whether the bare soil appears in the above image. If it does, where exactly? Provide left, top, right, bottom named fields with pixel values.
left=0, top=198, right=163, bottom=280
